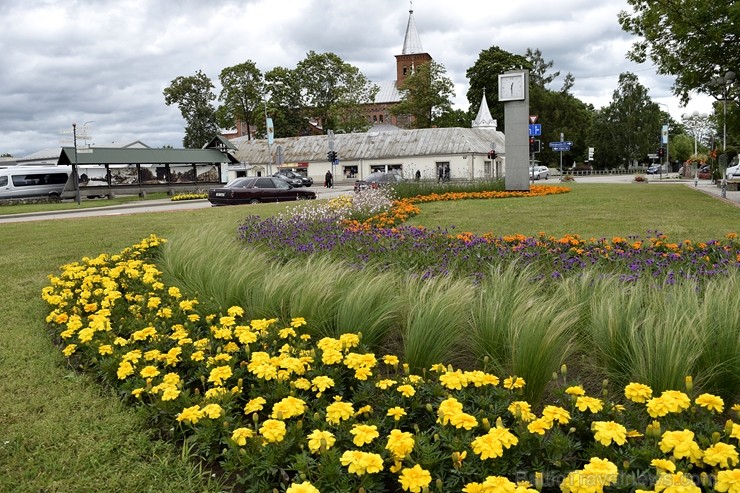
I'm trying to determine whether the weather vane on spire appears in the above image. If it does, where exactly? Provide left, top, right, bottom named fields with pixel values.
left=409, top=1, right=413, bottom=13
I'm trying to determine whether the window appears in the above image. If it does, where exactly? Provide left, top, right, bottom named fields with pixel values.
left=403, top=66, right=407, bottom=76
left=484, top=161, right=492, bottom=176
left=379, top=115, right=383, bottom=123
left=12, top=172, right=67, bottom=187
left=256, top=178, right=275, bottom=188
left=373, top=115, right=377, bottom=122
left=0, top=176, right=7, bottom=187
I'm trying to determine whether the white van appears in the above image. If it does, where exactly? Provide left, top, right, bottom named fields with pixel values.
left=0, top=166, right=72, bottom=200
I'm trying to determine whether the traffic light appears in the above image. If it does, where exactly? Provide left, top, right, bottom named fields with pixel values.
left=327, top=151, right=333, bottom=162
left=487, top=150, right=496, bottom=160
left=529, top=138, right=540, bottom=153
left=658, top=147, right=665, bottom=158
left=529, top=137, right=535, bottom=153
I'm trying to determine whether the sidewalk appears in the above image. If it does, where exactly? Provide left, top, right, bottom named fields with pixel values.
left=686, top=180, right=740, bottom=207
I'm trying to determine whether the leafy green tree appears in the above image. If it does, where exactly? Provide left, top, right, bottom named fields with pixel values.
left=264, top=67, right=309, bottom=138
left=163, top=70, right=219, bottom=148
left=217, top=61, right=265, bottom=140
left=391, top=61, right=455, bottom=128
left=465, top=46, right=529, bottom=125
left=434, top=108, right=472, bottom=128
left=295, top=51, right=378, bottom=133
left=526, top=48, right=560, bottom=88
left=589, top=73, right=664, bottom=169
left=618, top=1, right=739, bottom=104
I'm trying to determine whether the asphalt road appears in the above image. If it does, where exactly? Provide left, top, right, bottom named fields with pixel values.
left=1, top=177, right=737, bottom=224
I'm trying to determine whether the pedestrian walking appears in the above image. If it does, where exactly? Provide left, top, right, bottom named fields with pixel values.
left=325, top=170, right=333, bottom=188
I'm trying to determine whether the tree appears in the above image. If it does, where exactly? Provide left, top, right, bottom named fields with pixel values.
left=589, top=73, right=665, bottom=169
left=264, top=66, right=309, bottom=138
left=526, top=48, right=559, bottom=88
left=295, top=51, right=378, bottom=133
left=217, top=61, right=265, bottom=140
left=163, top=70, right=219, bottom=148
left=618, top=1, right=739, bottom=104
left=465, top=46, right=529, bottom=126
left=434, top=108, right=471, bottom=128
left=391, top=61, right=455, bottom=128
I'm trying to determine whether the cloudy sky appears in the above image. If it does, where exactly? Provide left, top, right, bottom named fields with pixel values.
left=0, top=0, right=714, bottom=158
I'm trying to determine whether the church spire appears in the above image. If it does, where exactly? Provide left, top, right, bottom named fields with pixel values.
left=402, top=3, right=424, bottom=55
left=472, top=89, right=497, bottom=129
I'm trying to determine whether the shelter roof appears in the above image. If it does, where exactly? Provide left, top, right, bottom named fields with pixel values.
left=57, top=147, right=239, bottom=165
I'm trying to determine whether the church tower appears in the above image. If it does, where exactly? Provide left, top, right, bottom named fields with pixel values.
left=395, top=6, right=432, bottom=88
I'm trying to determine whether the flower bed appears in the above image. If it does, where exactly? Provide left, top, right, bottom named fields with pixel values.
left=42, top=236, right=740, bottom=492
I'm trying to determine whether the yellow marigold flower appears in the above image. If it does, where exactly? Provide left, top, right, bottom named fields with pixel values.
left=207, top=365, right=232, bottom=386
left=385, top=429, right=415, bottom=460
left=703, top=442, right=739, bottom=469
left=259, top=419, right=286, bottom=443
left=349, top=424, right=379, bottom=447
left=733, top=404, right=740, bottom=413
left=440, top=370, right=469, bottom=390
left=231, top=427, right=254, bottom=446
left=565, top=385, right=586, bottom=396
left=732, top=422, right=740, bottom=440
left=285, top=481, right=320, bottom=493
left=398, top=464, right=432, bottom=493
left=293, top=378, right=311, bottom=390
left=715, top=469, right=740, bottom=493
left=450, top=412, right=479, bottom=430
left=160, top=386, right=180, bottom=401
left=132, top=326, right=157, bottom=341
left=696, top=393, right=725, bottom=413
left=462, top=482, right=485, bottom=493
left=244, top=397, right=266, bottom=414
left=653, top=472, right=700, bottom=492
left=504, top=376, right=525, bottom=389
left=471, top=426, right=519, bottom=460
left=62, top=344, right=77, bottom=356
left=659, top=429, right=703, bottom=464
left=310, top=375, right=334, bottom=394
left=307, top=429, right=336, bottom=453
left=508, top=401, right=537, bottom=422
left=339, top=450, right=383, bottom=476
left=131, top=388, right=145, bottom=398
left=592, top=421, right=628, bottom=446
left=279, top=327, right=296, bottom=339
left=117, top=361, right=134, bottom=379
left=226, top=305, right=244, bottom=317
left=355, top=405, right=373, bottom=417
left=650, top=458, right=676, bottom=473
left=140, top=365, right=160, bottom=379
left=176, top=405, right=202, bottom=424
left=527, top=418, right=552, bottom=435
left=354, top=367, right=373, bottom=380
left=167, top=286, right=181, bottom=298
left=646, top=396, right=671, bottom=418
left=146, top=296, right=161, bottom=309
left=325, top=400, right=354, bottom=425
left=397, top=384, right=415, bottom=398
left=481, top=476, right=516, bottom=492
left=542, top=405, right=570, bottom=425
left=191, top=350, right=205, bottom=362
left=187, top=314, right=200, bottom=322
left=661, top=390, right=691, bottom=413
left=201, top=403, right=223, bottom=419
left=382, top=354, right=399, bottom=366
left=376, top=379, right=397, bottom=390
left=321, top=348, right=343, bottom=365
left=387, top=406, right=407, bottom=421
left=430, top=363, right=447, bottom=373
left=289, top=317, right=306, bottom=328
left=437, top=397, right=464, bottom=426
left=576, top=396, right=604, bottom=413
left=271, top=396, right=307, bottom=420
left=624, top=382, right=653, bottom=403
left=77, top=327, right=95, bottom=343
left=339, top=333, right=360, bottom=349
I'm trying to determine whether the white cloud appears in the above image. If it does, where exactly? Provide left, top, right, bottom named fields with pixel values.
left=0, top=0, right=714, bottom=157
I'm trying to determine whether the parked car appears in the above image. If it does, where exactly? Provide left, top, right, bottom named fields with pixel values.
left=528, top=165, right=549, bottom=180
left=726, top=161, right=740, bottom=180
left=354, top=171, right=405, bottom=192
left=271, top=172, right=304, bottom=187
left=646, top=164, right=662, bottom=174
left=208, top=177, right=317, bottom=205
left=274, top=170, right=313, bottom=187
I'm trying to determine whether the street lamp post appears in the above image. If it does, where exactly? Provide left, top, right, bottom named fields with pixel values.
left=709, top=70, right=736, bottom=198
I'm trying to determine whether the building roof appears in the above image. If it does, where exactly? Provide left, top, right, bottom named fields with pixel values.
left=57, top=147, right=239, bottom=165
left=472, top=90, right=497, bottom=129
left=374, top=80, right=404, bottom=104
left=231, top=126, right=505, bottom=165
left=402, top=8, right=424, bottom=55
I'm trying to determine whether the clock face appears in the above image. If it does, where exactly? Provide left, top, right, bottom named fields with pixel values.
left=498, top=73, right=525, bottom=101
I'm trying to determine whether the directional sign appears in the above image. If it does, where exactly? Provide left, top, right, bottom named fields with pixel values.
left=549, top=141, right=572, bottom=151
left=528, top=124, right=542, bottom=136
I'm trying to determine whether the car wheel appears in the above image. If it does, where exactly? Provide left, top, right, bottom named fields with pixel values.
left=543, top=174, right=548, bottom=180
left=248, top=199, right=260, bottom=204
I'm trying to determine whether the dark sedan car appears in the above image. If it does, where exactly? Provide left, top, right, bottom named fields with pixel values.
left=208, top=177, right=317, bottom=205
left=354, top=171, right=405, bottom=192
left=275, top=170, right=314, bottom=187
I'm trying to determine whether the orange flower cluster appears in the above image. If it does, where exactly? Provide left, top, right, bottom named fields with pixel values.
left=353, top=185, right=570, bottom=229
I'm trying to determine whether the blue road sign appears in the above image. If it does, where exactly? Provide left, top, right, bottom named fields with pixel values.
left=529, top=124, right=542, bottom=136
left=549, top=141, right=572, bottom=151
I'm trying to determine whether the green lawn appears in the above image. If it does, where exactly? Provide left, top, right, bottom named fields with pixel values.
left=0, top=184, right=737, bottom=492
